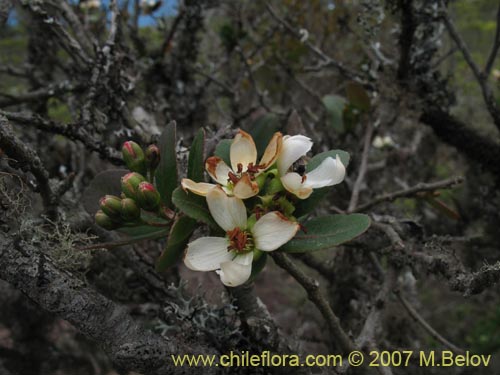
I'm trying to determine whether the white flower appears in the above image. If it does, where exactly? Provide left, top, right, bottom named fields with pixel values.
left=184, top=187, right=299, bottom=287
left=372, top=135, right=395, bottom=149
left=181, top=130, right=282, bottom=199
left=80, top=0, right=101, bottom=10
left=277, top=135, right=346, bottom=199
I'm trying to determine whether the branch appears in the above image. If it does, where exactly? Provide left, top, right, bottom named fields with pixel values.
left=265, top=3, right=367, bottom=85
left=270, top=252, right=356, bottom=354
left=395, top=290, right=464, bottom=353
left=420, top=110, right=500, bottom=177
left=347, top=121, right=374, bottom=212
left=484, top=3, right=500, bottom=76
left=353, top=176, right=464, bottom=213
left=0, top=116, right=55, bottom=213
left=451, top=262, right=500, bottom=296
left=0, top=231, right=217, bottom=375
left=441, top=3, right=500, bottom=130
left=0, top=110, right=122, bottom=164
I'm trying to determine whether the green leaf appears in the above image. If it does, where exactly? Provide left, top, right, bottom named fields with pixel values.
left=156, top=216, right=196, bottom=272
left=322, top=95, right=347, bottom=132
left=171, top=187, right=217, bottom=228
left=82, top=169, right=128, bottom=215
left=214, top=139, right=232, bottom=166
left=117, top=225, right=170, bottom=240
left=294, top=187, right=330, bottom=218
left=282, top=214, right=371, bottom=253
left=346, top=82, right=370, bottom=112
left=306, top=149, right=350, bottom=172
left=156, top=121, right=178, bottom=208
left=188, top=128, right=205, bottom=181
left=245, top=113, right=280, bottom=157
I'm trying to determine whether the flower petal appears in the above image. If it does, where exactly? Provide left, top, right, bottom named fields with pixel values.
left=181, top=179, right=216, bottom=196
left=258, top=132, right=283, bottom=171
left=184, top=237, right=232, bottom=271
left=252, top=211, right=299, bottom=251
left=207, top=186, right=247, bottom=231
left=304, top=155, right=346, bottom=188
left=205, top=156, right=232, bottom=185
left=230, top=130, right=257, bottom=172
left=217, top=251, right=253, bottom=287
left=233, top=173, right=259, bottom=199
left=277, top=135, right=313, bottom=176
left=280, top=172, right=313, bottom=199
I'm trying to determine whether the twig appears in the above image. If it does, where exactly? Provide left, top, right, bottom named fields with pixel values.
left=441, top=2, right=500, bottom=130
left=265, top=3, right=367, bottom=86
left=484, top=3, right=500, bottom=77
left=347, top=121, right=374, bottom=212
left=395, top=291, right=464, bottom=354
left=271, top=252, right=356, bottom=354
left=353, top=176, right=464, bottom=213
left=0, top=110, right=122, bottom=164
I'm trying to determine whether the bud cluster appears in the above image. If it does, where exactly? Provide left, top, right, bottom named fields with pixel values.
left=95, top=141, right=163, bottom=231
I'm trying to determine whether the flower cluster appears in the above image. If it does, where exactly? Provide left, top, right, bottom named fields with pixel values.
left=94, top=129, right=348, bottom=288
left=180, top=130, right=345, bottom=287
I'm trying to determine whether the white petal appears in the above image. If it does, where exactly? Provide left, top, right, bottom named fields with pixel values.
left=258, top=132, right=283, bottom=171
left=277, top=135, right=313, bottom=176
left=184, top=237, right=232, bottom=271
left=181, top=179, right=216, bottom=196
left=305, top=156, right=346, bottom=188
left=230, top=130, right=257, bottom=172
left=206, top=187, right=247, bottom=231
left=233, top=174, right=259, bottom=199
left=218, top=252, right=253, bottom=287
left=280, top=172, right=313, bottom=199
left=252, top=212, right=299, bottom=251
left=205, top=157, right=233, bottom=185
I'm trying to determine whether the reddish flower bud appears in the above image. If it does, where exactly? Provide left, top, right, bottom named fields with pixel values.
left=95, top=210, right=120, bottom=230
left=122, top=141, right=147, bottom=174
left=121, top=172, right=146, bottom=199
left=145, top=144, right=161, bottom=171
left=121, top=198, right=141, bottom=221
left=99, top=195, right=122, bottom=218
left=136, top=181, right=161, bottom=210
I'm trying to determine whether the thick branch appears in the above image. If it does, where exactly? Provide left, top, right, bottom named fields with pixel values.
left=420, top=110, right=500, bottom=177
left=0, top=231, right=216, bottom=375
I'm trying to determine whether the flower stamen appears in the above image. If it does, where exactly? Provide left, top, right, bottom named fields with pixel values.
left=227, top=227, right=252, bottom=253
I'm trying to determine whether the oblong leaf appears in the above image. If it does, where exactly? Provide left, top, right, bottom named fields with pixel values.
left=156, top=121, right=178, bottom=208
left=156, top=216, right=196, bottom=272
left=187, top=128, right=205, bottom=182
left=346, top=82, right=370, bottom=112
left=171, top=187, right=217, bottom=228
left=322, top=95, right=346, bottom=132
left=214, top=139, right=232, bottom=166
left=245, top=113, right=280, bottom=157
left=282, top=214, right=371, bottom=253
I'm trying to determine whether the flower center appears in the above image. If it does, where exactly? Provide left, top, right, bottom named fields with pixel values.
left=226, top=227, right=253, bottom=253
left=227, top=162, right=264, bottom=185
